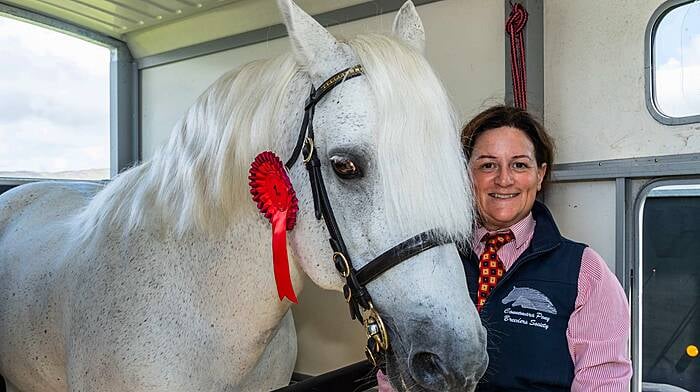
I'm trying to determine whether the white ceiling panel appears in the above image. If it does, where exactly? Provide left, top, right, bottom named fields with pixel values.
left=2, top=0, right=246, bottom=37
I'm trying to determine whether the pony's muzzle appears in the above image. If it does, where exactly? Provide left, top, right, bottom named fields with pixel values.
left=407, top=335, right=488, bottom=391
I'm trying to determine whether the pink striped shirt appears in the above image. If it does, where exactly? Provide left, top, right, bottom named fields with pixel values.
left=378, top=213, right=632, bottom=391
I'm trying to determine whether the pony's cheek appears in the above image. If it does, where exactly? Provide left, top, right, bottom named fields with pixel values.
left=289, top=210, right=344, bottom=291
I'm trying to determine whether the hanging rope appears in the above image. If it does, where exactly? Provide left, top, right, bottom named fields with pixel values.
left=506, top=2, right=528, bottom=109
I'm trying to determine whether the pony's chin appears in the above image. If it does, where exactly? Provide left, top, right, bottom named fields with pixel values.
left=385, top=350, right=479, bottom=392
left=384, top=351, right=428, bottom=392
left=384, top=352, right=413, bottom=392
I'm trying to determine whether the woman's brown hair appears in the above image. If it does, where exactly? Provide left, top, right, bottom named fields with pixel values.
left=461, top=105, right=555, bottom=183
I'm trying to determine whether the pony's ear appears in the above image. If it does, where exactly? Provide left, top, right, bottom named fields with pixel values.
left=392, top=1, right=426, bottom=53
left=277, top=0, right=353, bottom=84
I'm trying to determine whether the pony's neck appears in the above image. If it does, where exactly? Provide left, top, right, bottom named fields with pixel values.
left=152, top=55, right=311, bottom=306
left=179, top=224, right=302, bottom=326
left=72, top=54, right=313, bottom=327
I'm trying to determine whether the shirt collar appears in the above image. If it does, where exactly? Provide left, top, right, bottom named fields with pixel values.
left=472, top=212, right=535, bottom=250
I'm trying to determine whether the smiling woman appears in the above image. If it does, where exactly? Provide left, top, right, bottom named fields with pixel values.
left=455, top=105, right=633, bottom=392
left=0, top=15, right=110, bottom=180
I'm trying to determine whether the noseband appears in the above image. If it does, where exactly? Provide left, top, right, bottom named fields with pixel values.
left=284, top=65, right=452, bottom=367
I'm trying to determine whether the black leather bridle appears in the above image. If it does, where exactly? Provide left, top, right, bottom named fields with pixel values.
left=284, top=65, right=452, bottom=367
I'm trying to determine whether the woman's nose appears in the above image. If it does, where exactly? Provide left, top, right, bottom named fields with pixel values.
left=495, top=167, right=514, bottom=186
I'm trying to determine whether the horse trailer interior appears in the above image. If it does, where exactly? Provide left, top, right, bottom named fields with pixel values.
left=0, top=0, right=698, bottom=390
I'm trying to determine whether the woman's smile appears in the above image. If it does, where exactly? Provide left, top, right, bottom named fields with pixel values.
left=490, top=192, right=519, bottom=199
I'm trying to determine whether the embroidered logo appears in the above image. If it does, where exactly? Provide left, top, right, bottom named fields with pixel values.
left=502, top=286, right=557, bottom=314
left=501, top=286, right=557, bottom=331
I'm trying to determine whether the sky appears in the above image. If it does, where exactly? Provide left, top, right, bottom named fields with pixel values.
left=0, top=15, right=110, bottom=179
left=654, top=1, right=700, bottom=118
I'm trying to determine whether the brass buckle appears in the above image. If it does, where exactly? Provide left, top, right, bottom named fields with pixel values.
left=343, top=285, right=352, bottom=303
left=302, top=137, right=314, bottom=163
left=364, top=302, right=389, bottom=351
left=333, top=252, right=351, bottom=278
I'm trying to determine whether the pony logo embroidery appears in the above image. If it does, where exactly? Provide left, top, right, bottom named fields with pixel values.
left=502, top=286, right=557, bottom=314
left=501, top=286, right=557, bottom=331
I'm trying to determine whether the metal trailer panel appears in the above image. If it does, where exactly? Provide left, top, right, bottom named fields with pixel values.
left=544, top=181, right=617, bottom=273
left=544, top=0, right=700, bottom=165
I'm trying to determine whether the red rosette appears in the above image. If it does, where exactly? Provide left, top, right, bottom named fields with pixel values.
left=249, top=151, right=299, bottom=303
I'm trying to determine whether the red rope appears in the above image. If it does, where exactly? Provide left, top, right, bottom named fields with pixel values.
left=506, top=3, right=528, bottom=109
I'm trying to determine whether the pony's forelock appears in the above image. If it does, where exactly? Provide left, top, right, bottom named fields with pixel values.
left=349, top=34, right=473, bottom=241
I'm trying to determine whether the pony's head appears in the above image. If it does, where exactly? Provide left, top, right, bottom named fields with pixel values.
left=277, top=1, right=487, bottom=390
left=73, top=0, right=487, bottom=389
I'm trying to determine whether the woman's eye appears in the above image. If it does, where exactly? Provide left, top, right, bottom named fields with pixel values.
left=513, top=162, right=529, bottom=170
left=480, top=162, right=496, bottom=170
left=330, top=155, right=362, bottom=179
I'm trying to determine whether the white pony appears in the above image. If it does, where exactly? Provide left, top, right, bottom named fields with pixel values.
left=0, top=1, right=487, bottom=391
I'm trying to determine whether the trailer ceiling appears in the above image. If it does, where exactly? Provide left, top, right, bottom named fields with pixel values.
left=2, top=0, right=369, bottom=58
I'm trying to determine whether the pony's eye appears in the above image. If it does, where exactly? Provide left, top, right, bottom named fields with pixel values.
left=330, top=155, right=362, bottom=179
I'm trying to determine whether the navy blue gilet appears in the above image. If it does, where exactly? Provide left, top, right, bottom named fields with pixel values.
left=461, top=201, right=585, bottom=391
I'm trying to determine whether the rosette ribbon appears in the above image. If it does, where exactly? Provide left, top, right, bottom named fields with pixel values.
left=249, top=151, right=300, bottom=303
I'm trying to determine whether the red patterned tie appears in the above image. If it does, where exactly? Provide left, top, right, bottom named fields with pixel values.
left=476, top=230, right=515, bottom=311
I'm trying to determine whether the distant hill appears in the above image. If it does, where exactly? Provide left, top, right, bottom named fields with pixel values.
left=0, top=168, right=109, bottom=181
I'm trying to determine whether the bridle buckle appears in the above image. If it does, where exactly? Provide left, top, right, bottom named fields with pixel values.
left=333, top=251, right=350, bottom=278
left=364, top=302, right=389, bottom=350
left=302, top=137, right=314, bottom=163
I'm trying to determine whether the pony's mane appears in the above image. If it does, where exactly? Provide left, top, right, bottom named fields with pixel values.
left=73, top=54, right=304, bottom=240
left=73, top=33, right=473, bottom=242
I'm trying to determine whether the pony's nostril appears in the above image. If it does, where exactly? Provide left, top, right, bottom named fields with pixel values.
left=409, top=351, right=453, bottom=390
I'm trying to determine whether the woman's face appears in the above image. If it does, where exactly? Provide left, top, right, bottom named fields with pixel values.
left=469, top=126, right=547, bottom=231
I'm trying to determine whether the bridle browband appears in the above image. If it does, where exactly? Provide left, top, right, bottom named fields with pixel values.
left=284, top=65, right=452, bottom=367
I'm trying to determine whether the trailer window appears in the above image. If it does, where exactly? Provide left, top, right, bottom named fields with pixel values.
left=647, top=1, right=700, bottom=124
left=0, top=15, right=110, bottom=180
left=637, top=183, right=699, bottom=391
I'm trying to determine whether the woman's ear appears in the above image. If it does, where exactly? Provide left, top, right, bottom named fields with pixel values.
left=537, top=163, right=547, bottom=191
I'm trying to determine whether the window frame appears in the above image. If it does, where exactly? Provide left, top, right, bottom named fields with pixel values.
left=645, top=0, right=700, bottom=125
left=0, top=3, right=137, bottom=185
left=631, top=176, right=700, bottom=391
